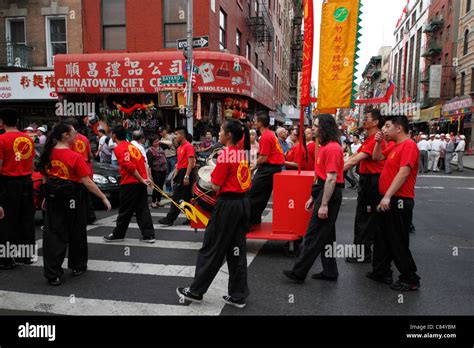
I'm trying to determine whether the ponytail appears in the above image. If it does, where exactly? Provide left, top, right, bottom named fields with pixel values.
left=37, top=122, right=73, bottom=175
left=242, top=123, right=251, bottom=165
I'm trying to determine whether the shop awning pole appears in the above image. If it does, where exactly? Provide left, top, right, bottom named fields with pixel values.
left=186, top=0, right=194, bottom=135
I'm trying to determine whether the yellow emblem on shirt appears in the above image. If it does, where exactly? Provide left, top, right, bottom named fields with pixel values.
left=73, top=139, right=86, bottom=154
left=237, top=160, right=251, bottom=190
left=128, top=144, right=142, bottom=160
left=49, top=160, right=70, bottom=179
left=13, top=137, right=33, bottom=160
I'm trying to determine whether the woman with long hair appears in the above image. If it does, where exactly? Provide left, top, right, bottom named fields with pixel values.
left=38, top=122, right=111, bottom=286
left=284, top=114, right=344, bottom=283
left=177, top=119, right=252, bottom=309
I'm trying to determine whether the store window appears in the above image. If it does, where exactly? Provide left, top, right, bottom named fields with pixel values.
left=5, top=18, right=26, bottom=44
left=102, top=0, right=126, bottom=50
left=461, top=72, right=466, bottom=95
left=163, top=0, right=187, bottom=48
left=219, top=9, right=227, bottom=50
left=236, top=29, right=241, bottom=56
left=46, top=17, right=67, bottom=67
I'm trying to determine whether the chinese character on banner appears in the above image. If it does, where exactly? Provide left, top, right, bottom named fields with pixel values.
left=148, top=62, right=163, bottom=75
left=170, top=60, right=183, bottom=75
left=106, top=61, right=121, bottom=77
left=33, top=74, right=45, bottom=89
left=20, top=76, right=31, bottom=88
left=87, top=62, right=99, bottom=78
left=45, top=75, right=56, bottom=89
left=66, top=62, right=80, bottom=77
left=125, top=58, right=143, bottom=76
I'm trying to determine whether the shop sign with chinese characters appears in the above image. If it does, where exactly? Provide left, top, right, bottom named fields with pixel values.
left=0, top=72, right=57, bottom=100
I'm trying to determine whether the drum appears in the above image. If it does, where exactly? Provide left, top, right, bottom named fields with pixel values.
left=193, top=181, right=216, bottom=212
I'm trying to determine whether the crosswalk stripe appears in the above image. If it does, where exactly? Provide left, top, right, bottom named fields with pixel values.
left=35, top=237, right=202, bottom=251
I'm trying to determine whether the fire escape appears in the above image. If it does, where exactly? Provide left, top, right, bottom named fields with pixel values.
left=246, top=0, right=274, bottom=46
left=289, top=0, right=303, bottom=106
left=421, top=14, right=456, bottom=106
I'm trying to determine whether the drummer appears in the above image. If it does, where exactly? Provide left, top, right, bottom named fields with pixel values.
left=177, top=119, right=251, bottom=308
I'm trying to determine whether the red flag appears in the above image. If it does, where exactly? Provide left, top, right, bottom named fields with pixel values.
left=300, top=0, right=314, bottom=108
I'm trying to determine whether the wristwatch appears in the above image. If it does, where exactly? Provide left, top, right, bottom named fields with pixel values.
left=184, top=175, right=190, bottom=179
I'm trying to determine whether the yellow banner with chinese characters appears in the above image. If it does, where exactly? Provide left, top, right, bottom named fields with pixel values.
left=318, top=0, right=360, bottom=109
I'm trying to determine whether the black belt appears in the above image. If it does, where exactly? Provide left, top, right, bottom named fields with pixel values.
left=0, top=174, right=32, bottom=181
left=261, top=163, right=282, bottom=168
left=359, top=173, right=381, bottom=177
left=316, top=178, right=344, bottom=188
left=218, top=192, right=247, bottom=200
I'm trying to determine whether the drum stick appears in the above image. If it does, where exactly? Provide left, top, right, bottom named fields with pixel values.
left=150, top=182, right=186, bottom=214
left=191, top=189, right=214, bottom=202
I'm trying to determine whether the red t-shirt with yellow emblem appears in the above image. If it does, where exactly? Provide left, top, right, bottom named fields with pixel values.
left=258, top=129, right=285, bottom=165
left=0, top=131, right=34, bottom=176
left=72, top=133, right=93, bottom=176
left=47, top=148, right=91, bottom=183
left=379, top=139, right=419, bottom=198
left=114, top=141, right=148, bottom=185
left=211, top=146, right=251, bottom=194
left=357, top=134, right=387, bottom=174
left=314, top=141, right=344, bottom=184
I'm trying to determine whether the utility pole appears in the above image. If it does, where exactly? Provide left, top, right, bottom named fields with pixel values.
left=185, top=0, right=194, bottom=135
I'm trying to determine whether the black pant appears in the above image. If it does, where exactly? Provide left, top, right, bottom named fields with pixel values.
left=166, top=169, right=194, bottom=222
left=0, top=175, right=35, bottom=266
left=248, top=164, right=281, bottom=225
left=292, top=185, right=343, bottom=279
left=344, top=170, right=357, bottom=187
left=151, top=170, right=167, bottom=203
left=113, top=184, right=154, bottom=238
left=87, top=191, right=97, bottom=223
left=43, top=183, right=88, bottom=279
left=372, top=197, right=420, bottom=283
left=419, top=150, right=428, bottom=173
left=190, top=193, right=250, bottom=299
left=353, top=174, right=381, bottom=258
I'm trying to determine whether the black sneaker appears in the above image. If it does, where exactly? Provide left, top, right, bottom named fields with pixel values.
left=345, top=256, right=371, bottom=264
left=366, top=271, right=393, bottom=285
left=48, top=277, right=62, bottom=286
left=159, top=218, right=173, bottom=227
left=311, top=272, right=338, bottom=281
left=72, top=267, right=87, bottom=277
left=390, top=280, right=420, bottom=292
left=140, top=236, right=156, bottom=244
left=222, top=296, right=246, bottom=309
left=282, top=270, right=305, bottom=283
left=103, top=233, right=124, bottom=242
left=176, top=287, right=203, bottom=303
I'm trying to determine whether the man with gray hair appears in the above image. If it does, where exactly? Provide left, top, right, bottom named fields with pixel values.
left=276, top=127, right=289, bottom=155
left=131, top=131, right=150, bottom=179
left=455, top=135, right=466, bottom=172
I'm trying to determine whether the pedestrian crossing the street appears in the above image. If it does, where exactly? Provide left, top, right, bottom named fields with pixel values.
left=0, top=205, right=270, bottom=316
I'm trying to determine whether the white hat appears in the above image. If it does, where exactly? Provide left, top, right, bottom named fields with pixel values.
left=421, top=135, right=427, bottom=139
left=440, top=133, right=445, bottom=137
left=460, top=135, right=466, bottom=139
left=25, top=127, right=34, bottom=132
left=429, top=134, right=435, bottom=137
left=435, top=134, right=441, bottom=139
left=37, top=127, right=46, bottom=133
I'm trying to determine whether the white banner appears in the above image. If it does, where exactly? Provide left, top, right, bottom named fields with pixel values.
left=0, top=72, right=57, bottom=100
left=428, top=65, right=442, bottom=99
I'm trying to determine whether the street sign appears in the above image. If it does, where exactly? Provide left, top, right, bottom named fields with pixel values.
left=160, top=75, right=185, bottom=85
left=177, top=36, right=209, bottom=50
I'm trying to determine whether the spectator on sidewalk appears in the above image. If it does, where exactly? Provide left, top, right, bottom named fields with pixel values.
left=417, top=135, right=430, bottom=173
left=429, top=134, right=443, bottom=172
left=445, top=135, right=456, bottom=174
left=147, top=136, right=167, bottom=208
left=159, top=127, right=177, bottom=194
left=455, top=135, right=466, bottom=172
left=276, top=127, right=290, bottom=155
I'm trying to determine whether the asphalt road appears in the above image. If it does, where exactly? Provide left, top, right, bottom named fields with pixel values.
left=0, top=170, right=473, bottom=316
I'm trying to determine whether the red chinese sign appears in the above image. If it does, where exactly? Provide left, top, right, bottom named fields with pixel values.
left=54, top=51, right=274, bottom=109
left=300, top=0, right=314, bottom=107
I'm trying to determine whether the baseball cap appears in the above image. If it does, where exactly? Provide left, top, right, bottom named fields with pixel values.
left=440, top=133, right=445, bottom=137
left=460, top=135, right=466, bottom=139
left=435, top=134, right=440, bottom=139
left=25, top=127, right=34, bottom=132
left=37, top=126, right=46, bottom=133
left=429, top=134, right=435, bottom=137
left=421, top=135, right=427, bottom=139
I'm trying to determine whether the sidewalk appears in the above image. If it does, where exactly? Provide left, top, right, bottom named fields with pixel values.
left=462, top=154, right=474, bottom=170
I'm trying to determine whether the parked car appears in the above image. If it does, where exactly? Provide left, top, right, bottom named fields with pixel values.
left=34, top=144, right=121, bottom=208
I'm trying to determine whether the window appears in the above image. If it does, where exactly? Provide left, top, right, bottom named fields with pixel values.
left=102, top=0, right=126, bottom=50
left=464, top=30, right=469, bottom=55
left=467, top=0, right=472, bottom=13
left=236, top=30, right=241, bottom=55
left=247, top=0, right=251, bottom=16
left=411, top=12, right=416, bottom=26
left=461, top=72, right=466, bottom=95
left=471, top=68, right=474, bottom=92
left=254, top=52, right=258, bottom=67
left=246, top=42, right=251, bottom=60
left=5, top=18, right=26, bottom=44
left=163, top=0, right=187, bottom=48
left=445, top=53, right=449, bottom=65
left=46, top=17, right=67, bottom=67
left=446, top=25, right=450, bottom=42
left=448, top=0, right=452, bottom=13
left=219, top=9, right=227, bottom=50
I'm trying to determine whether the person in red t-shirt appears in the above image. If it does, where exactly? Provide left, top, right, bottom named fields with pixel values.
left=0, top=108, right=36, bottom=269
left=284, top=127, right=315, bottom=171
left=103, top=125, right=155, bottom=243
left=343, top=109, right=386, bottom=263
left=63, top=118, right=97, bottom=224
left=284, top=114, right=344, bottom=283
left=177, top=119, right=251, bottom=308
left=37, top=122, right=111, bottom=286
left=159, top=127, right=196, bottom=226
left=247, top=111, right=285, bottom=226
left=369, top=115, right=420, bottom=292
